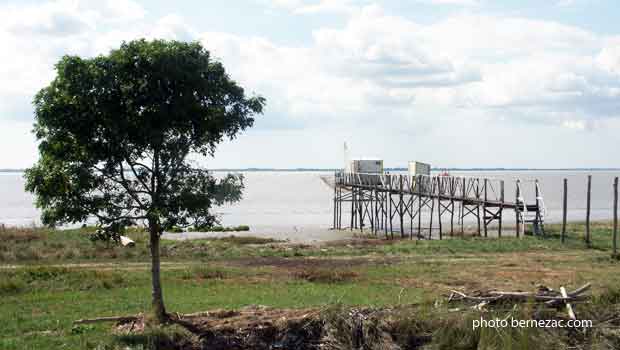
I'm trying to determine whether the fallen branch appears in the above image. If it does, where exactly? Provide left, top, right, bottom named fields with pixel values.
left=74, top=315, right=140, bottom=324
left=448, top=283, right=591, bottom=307
left=546, top=283, right=591, bottom=307
left=560, top=286, right=576, bottom=320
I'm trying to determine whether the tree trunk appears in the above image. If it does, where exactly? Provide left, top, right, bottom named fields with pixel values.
left=149, top=223, right=167, bottom=323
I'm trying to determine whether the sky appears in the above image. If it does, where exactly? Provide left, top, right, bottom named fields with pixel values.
left=1, top=0, right=620, bottom=169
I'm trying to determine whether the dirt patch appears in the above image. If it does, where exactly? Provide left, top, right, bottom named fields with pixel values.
left=226, top=256, right=398, bottom=270
left=293, top=268, right=359, bottom=283
left=319, top=238, right=401, bottom=248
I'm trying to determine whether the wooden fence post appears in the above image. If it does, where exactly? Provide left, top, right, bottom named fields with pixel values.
left=586, top=175, right=592, bottom=248
left=613, top=176, right=618, bottom=258
left=562, top=178, right=567, bottom=244
left=515, top=180, right=521, bottom=238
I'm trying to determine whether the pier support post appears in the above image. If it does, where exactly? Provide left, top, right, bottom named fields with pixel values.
left=438, top=184, right=443, bottom=240
left=586, top=175, right=591, bottom=248
left=388, top=177, right=393, bottom=239
left=333, top=179, right=336, bottom=229
left=515, top=180, right=521, bottom=238
left=450, top=177, right=455, bottom=237
left=483, top=179, right=488, bottom=238
left=399, top=175, right=404, bottom=238
left=562, top=178, right=567, bottom=244
left=418, top=176, right=422, bottom=239
left=429, top=180, right=435, bottom=240
left=476, top=179, right=481, bottom=237
left=350, top=183, right=355, bottom=231
left=498, top=180, right=504, bottom=238
left=460, top=177, right=465, bottom=236
left=613, top=177, right=618, bottom=257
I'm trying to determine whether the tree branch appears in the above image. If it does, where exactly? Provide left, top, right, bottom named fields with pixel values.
left=125, top=158, right=153, bottom=195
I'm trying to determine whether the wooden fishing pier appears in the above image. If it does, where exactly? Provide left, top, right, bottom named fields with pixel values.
left=331, top=172, right=546, bottom=239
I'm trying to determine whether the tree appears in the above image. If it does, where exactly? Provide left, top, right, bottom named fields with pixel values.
left=24, top=39, right=265, bottom=323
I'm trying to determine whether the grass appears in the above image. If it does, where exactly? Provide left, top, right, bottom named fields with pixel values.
left=1, top=220, right=617, bottom=264
left=1, top=221, right=619, bottom=349
left=187, top=224, right=251, bottom=232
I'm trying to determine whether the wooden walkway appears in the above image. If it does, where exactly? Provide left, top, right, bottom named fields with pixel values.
left=332, top=172, right=545, bottom=239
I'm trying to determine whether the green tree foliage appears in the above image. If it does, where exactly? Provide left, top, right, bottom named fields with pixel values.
left=24, top=39, right=265, bottom=322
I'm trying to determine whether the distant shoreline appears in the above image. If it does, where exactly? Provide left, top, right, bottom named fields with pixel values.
left=1, top=168, right=619, bottom=173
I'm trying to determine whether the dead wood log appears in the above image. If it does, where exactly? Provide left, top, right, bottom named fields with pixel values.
left=449, top=283, right=591, bottom=305
left=560, top=286, right=576, bottom=320
left=546, top=283, right=591, bottom=307
left=74, top=315, right=140, bottom=324
left=567, top=283, right=591, bottom=297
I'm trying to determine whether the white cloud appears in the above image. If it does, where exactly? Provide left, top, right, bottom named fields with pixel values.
left=2, top=0, right=619, bottom=128
left=101, top=0, right=146, bottom=22
left=149, top=14, right=196, bottom=41
left=418, top=0, right=481, bottom=5
left=294, top=0, right=358, bottom=14
left=1, top=0, right=620, bottom=168
left=201, top=5, right=620, bottom=130
left=262, top=0, right=360, bottom=15
left=562, top=120, right=586, bottom=130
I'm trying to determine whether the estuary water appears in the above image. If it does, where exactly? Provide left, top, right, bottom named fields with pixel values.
left=1, top=170, right=618, bottom=242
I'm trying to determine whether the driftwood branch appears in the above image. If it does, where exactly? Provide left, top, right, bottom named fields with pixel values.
left=546, top=283, right=591, bottom=307
left=74, top=315, right=140, bottom=324
left=560, top=286, right=576, bottom=320
left=448, top=283, right=591, bottom=307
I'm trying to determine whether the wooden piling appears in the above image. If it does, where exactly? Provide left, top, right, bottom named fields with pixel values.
left=418, top=176, right=422, bottom=239
left=561, top=178, right=567, bottom=244
left=438, top=179, right=443, bottom=240
left=399, top=175, right=404, bottom=238
left=410, top=176, right=414, bottom=239
left=333, top=182, right=337, bottom=229
left=338, top=187, right=342, bottom=230
left=476, top=179, right=481, bottom=237
left=586, top=175, right=591, bottom=248
left=613, top=176, right=618, bottom=257
left=429, top=187, right=435, bottom=240
left=388, top=176, right=393, bottom=239
left=450, top=177, right=455, bottom=236
left=461, top=177, right=466, bottom=236
left=498, top=180, right=504, bottom=237
left=350, top=186, right=355, bottom=231
left=515, top=180, right=521, bottom=238
left=534, top=179, right=541, bottom=235
left=483, top=178, right=488, bottom=238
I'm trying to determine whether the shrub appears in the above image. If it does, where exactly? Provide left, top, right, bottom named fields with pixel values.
left=0, top=277, right=25, bottom=296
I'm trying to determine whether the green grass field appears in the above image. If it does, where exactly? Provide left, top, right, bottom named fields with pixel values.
left=1, top=222, right=619, bottom=349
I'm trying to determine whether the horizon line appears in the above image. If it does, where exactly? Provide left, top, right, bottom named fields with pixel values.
left=1, top=167, right=620, bottom=172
